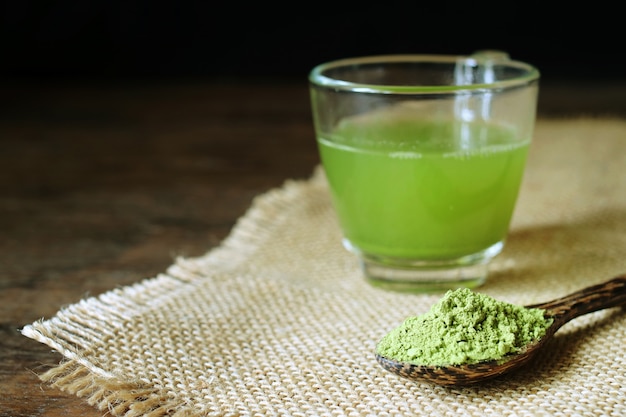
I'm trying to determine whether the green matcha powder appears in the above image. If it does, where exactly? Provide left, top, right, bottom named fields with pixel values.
left=377, top=288, right=553, bottom=366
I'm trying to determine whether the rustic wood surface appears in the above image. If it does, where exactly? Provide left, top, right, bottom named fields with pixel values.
left=1, top=78, right=625, bottom=417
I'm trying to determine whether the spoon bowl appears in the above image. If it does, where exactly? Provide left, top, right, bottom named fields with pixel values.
left=376, top=275, right=626, bottom=386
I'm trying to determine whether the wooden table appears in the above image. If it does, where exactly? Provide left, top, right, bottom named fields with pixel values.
left=1, top=78, right=625, bottom=416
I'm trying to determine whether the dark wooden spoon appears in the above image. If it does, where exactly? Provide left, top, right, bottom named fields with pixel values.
left=376, top=275, right=626, bottom=386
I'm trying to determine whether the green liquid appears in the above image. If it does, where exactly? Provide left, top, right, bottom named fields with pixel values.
left=318, top=113, right=530, bottom=260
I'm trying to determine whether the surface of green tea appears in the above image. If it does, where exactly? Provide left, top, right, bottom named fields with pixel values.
left=318, top=111, right=530, bottom=260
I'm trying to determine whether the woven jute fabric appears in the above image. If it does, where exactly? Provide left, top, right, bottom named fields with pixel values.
left=23, top=118, right=626, bottom=416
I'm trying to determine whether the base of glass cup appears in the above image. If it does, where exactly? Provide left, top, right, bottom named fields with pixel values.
left=345, top=240, right=504, bottom=293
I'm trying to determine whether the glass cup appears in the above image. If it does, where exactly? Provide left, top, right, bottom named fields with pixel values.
left=308, top=51, right=539, bottom=292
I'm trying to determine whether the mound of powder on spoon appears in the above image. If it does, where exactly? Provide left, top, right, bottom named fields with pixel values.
left=377, top=288, right=553, bottom=366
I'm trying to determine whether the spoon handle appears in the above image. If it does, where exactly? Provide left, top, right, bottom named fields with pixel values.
left=529, top=275, right=626, bottom=325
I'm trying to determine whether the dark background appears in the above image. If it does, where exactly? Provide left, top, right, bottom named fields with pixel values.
left=1, top=2, right=624, bottom=84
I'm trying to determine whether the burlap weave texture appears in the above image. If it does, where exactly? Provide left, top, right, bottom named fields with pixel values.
left=23, top=118, right=626, bottom=416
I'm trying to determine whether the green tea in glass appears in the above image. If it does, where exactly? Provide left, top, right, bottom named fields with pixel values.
left=309, top=52, right=539, bottom=292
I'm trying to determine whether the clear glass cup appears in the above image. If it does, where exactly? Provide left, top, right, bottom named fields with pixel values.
left=308, top=51, right=539, bottom=292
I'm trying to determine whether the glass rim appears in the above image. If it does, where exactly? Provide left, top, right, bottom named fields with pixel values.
left=308, top=54, right=540, bottom=94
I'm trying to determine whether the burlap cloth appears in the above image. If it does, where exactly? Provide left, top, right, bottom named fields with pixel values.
left=23, top=118, right=626, bottom=416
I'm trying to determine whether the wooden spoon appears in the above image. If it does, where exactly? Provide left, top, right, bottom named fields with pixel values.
left=376, top=275, right=626, bottom=386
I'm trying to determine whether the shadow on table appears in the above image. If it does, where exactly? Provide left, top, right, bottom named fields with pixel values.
left=487, top=207, right=626, bottom=293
